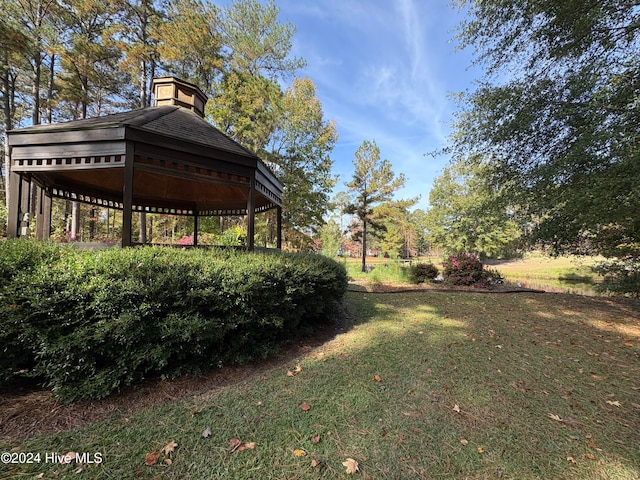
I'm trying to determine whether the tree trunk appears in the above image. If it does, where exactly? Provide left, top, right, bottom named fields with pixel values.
left=361, top=220, right=367, bottom=273
left=46, top=53, right=55, bottom=123
left=2, top=49, right=12, bottom=208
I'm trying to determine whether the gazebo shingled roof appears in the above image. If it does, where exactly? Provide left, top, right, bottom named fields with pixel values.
left=6, top=78, right=283, bottom=249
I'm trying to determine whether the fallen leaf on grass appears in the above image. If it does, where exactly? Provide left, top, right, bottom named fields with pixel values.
left=202, top=427, right=212, bottom=438
left=567, top=456, right=577, bottom=464
left=312, top=434, right=321, bottom=444
left=606, top=400, right=621, bottom=407
left=301, top=403, right=311, bottom=411
left=460, top=438, right=469, bottom=446
left=229, top=438, right=255, bottom=453
left=60, top=452, right=76, bottom=464
left=477, top=447, right=485, bottom=453
left=311, top=458, right=320, bottom=468
left=164, top=458, right=172, bottom=466
left=631, top=403, right=640, bottom=409
left=293, top=449, right=306, bottom=457
left=547, top=413, right=564, bottom=422
left=373, top=375, right=382, bottom=382
left=452, top=404, right=461, bottom=413
left=145, top=452, right=160, bottom=466
left=342, top=458, right=359, bottom=474
left=287, top=365, right=303, bottom=377
left=584, top=453, right=596, bottom=460
left=162, top=441, right=178, bottom=456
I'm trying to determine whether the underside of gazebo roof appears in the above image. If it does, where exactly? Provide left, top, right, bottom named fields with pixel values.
left=7, top=79, right=283, bottom=249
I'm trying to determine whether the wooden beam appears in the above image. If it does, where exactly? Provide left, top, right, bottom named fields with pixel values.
left=122, top=142, right=135, bottom=247
left=277, top=206, right=282, bottom=249
left=246, top=174, right=255, bottom=251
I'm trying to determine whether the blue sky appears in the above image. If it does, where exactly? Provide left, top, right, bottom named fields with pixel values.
left=273, top=0, right=481, bottom=211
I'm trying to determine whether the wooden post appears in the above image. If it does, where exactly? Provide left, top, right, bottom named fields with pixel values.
left=122, top=143, right=134, bottom=247
left=35, top=187, right=52, bottom=240
left=19, top=176, right=31, bottom=237
left=7, top=170, right=21, bottom=238
left=276, top=205, right=282, bottom=249
left=193, top=212, right=199, bottom=247
left=246, top=175, right=255, bottom=251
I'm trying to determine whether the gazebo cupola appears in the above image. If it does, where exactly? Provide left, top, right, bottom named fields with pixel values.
left=151, top=77, right=207, bottom=118
left=6, top=77, right=283, bottom=249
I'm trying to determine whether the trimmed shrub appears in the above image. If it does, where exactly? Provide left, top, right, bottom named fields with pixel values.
left=411, top=263, right=439, bottom=283
left=442, top=252, right=485, bottom=286
left=441, top=252, right=503, bottom=287
left=0, top=243, right=347, bottom=401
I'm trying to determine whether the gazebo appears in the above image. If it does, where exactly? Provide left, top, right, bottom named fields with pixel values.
left=6, top=77, right=283, bottom=249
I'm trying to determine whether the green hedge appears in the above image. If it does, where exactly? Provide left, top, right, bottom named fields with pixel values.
left=0, top=241, right=347, bottom=401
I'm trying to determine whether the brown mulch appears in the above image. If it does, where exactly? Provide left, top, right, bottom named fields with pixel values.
left=0, top=282, right=543, bottom=444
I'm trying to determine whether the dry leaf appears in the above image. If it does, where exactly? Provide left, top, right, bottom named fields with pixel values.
left=164, top=458, right=173, bottom=466
left=342, top=458, right=359, bottom=474
left=301, top=403, right=311, bottom=411
left=202, top=427, right=212, bottom=438
left=229, top=438, right=242, bottom=452
left=606, top=400, right=621, bottom=407
left=452, top=404, right=461, bottom=413
left=312, top=434, right=321, bottom=444
left=145, top=451, right=160, bottom=466
left=237, top=442, right=256, bottom=452
left=477, top=447, right=485, bottom=453
left=584, top=453, right=596, bottom=460
left=73, top=467, right=83, bottom=474
left=631, top=403, right=640, bottom=409
left=35, top=474, right=44, bottom=479
left=61, top=452, right=76, bottom=464
left=373, top=375, right=382, bottom=382
left=287, top=365, right=303, bottom=377
left=311, top=458, right=319, bottom=468
left=293, top=449, right=306, bottom=457
left=567, top=456, right=577, bottom=464
left=162, top=441, right=178, bottom=456
left=460, top=438, right=469, bottom=446
left=547, top=413, right=563, bottom=422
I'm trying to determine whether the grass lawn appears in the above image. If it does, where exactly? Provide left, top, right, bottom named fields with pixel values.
left=342, top=254, right=603, bottom=295
left=2, top=291, right=639, bottom=479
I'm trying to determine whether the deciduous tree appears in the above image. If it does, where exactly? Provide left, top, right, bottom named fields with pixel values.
left=450, top=0, right=640, bottom=262
left=425, top=159, right=522, bottom=258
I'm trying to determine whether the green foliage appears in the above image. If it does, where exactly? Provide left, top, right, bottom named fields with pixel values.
left=450, top=0, right=640, bottom=261
left=0, top=201, right=7, bottom=237
left=593, top=259, right=640, bottom=298
left=267, top=77, right=338, bottom=237
left=344, top=140, right=406, bottom=272
left=219, top=0, right=305, bottom=77
left=426, top=159, right=522, bottom=258
left=410, top=262, right=439, bottom=284
left=0, top=242, right=347, bottom=401
left=319, top=219, right=342, bottom=258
